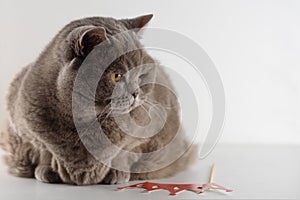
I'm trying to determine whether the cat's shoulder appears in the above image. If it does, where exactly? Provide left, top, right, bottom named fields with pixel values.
left=6, top=63, right=33, bottom=107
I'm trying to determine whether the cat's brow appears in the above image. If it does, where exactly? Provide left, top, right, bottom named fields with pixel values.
left=123, top=64, right=129, bottom=72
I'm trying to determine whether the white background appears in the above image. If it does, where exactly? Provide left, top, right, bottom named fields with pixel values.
left=1, top=1, right=300, bottom=199
left=1, top=0, right=300, bottom=145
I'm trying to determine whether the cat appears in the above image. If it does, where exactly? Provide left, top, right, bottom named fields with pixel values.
left=0, top=14, right=198, bottom=185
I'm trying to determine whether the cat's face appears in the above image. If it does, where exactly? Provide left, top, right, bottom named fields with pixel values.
left=58, top=14, right=156, bottom=119
left=95, top=50, right=156, bottom=114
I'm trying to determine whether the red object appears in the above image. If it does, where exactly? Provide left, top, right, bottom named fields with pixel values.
left=118, top=181, right=233, bottom=196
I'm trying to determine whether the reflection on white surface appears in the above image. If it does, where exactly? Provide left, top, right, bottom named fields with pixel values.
left=1, top=145, right=299, bottom=199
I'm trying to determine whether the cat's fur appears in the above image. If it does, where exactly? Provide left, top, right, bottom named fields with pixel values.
left=0, top=15, right=198, bottom=185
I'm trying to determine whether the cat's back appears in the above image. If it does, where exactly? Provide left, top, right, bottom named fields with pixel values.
left=6, top=63, right=32, bottom=113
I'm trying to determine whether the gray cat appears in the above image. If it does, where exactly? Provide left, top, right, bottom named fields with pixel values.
left=0, top=14, right=198, bottom=185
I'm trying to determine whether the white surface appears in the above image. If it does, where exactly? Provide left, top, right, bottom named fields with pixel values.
left=1, top=144, right=299, bottom=199
left=1, top=2, right=299, bottom=199
left=1, top=0, right=300, bottom=145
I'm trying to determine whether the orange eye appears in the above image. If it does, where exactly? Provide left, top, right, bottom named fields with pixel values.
left=111, top=72, right=122, bottom=82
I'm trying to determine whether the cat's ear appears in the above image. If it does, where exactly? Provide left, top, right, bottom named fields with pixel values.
left=120, top=14, right=153, bottom=31
left=75, top=27, right=107, bottom=57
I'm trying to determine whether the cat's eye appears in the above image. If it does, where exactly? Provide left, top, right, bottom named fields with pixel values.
left=111, top=72, right=122, bottom=82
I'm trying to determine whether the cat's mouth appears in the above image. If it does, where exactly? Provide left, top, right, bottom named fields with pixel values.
left=110, top=94, right=144, bottom=114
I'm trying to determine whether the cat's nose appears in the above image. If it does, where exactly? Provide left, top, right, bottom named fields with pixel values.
left=132, top=90, right=139, bottom=99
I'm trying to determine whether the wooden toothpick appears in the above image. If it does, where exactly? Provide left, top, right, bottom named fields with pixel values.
left=209, top=163, right=216, bottom=184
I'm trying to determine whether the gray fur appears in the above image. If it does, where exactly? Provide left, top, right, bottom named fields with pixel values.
left=0, top=15, right=198, bottom=185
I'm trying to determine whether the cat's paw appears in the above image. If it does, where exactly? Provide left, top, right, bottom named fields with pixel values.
left=102, top=169, right=130, bottom=184
left=34, top=165, right=62, bottom=183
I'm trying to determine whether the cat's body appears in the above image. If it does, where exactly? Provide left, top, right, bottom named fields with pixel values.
left=0, top=15, right=198, bottom=185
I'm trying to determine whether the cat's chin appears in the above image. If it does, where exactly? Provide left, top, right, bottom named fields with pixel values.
left=112, top=99, right=144, bottom=115
left=111, top=108, right=131, bottom=115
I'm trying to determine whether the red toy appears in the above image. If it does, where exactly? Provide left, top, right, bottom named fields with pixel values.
left=118, top=164, right=233, bottom=196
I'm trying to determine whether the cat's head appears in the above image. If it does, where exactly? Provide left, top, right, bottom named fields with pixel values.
left=56, top=15, right=157, bottom=118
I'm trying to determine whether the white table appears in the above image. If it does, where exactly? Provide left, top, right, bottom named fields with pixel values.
left=1, top=144, right=299, bottom=199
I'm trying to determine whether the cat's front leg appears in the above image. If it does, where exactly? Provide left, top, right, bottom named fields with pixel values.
left=101, top=168, right=130, bottom=184
left=34, top=149, right=62, bottom=183
left=35, top=165, right=62, bottom=183
left=101, top=145, right=140, bottom=184
left=101, top=153, right=132, bottom=184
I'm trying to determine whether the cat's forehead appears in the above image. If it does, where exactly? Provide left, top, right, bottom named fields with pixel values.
left=71, top=17, right=125, bottom=33
left=108, top=50, right=147, bottom=70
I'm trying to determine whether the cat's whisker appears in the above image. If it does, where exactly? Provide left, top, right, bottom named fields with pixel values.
left=142, top=102, right=165, bottom=123
left=81, top=76, right=98, bottom=101
left=140, top=104, right=150, bottom=116
left=143, top=100, right=155, bottom=108
left=73, top=90, right=96, bottom=102
left=144, top=99, right=175, bottom=110
left=144, top=97, right=160, bottom=104
left=73, top=107, right=112, bottom=147
left=100, top=109, right=112, bottom=124
left=104, top=96, right=113, bottom=103
left=97, top=104, right=111, bottom=119
left=74, top=135, right=83, bottom=146
left=141, top=103, right=166, bottom=123
left=75, top=104, right=111, bottom=140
